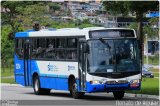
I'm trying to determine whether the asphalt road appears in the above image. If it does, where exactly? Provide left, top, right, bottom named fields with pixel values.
left=1, top=84, right=159, bottom=106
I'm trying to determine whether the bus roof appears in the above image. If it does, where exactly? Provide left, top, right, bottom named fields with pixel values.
left=15, top=27, right=136, bottom=39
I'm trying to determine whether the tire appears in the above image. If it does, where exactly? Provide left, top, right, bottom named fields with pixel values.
left=150, top=76, right=154, bottom=78
left=113, top=91, right=125, bottom=100
left=70, top=80, right=84, bottom=99
left=33, top=75, right=51, bottom=95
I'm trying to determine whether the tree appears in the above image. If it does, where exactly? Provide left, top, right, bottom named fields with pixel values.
left=103, top=1, right=159, bottom=64
left=103, top=1, right=129, bottom=25
left=1, top=1, right=25, bottom=35
left=1, top=1, right=53, bottom=66
left=1, top=25, right=14, bottom=67
left=48, top=3, right=61, bottom=13
left=19, top=3, right=53, bottom=28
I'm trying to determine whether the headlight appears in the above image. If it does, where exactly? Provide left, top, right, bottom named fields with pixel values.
left=130, top=79, right=140, bottom=87
left=90, top=80, right=101, bottom=84
left=131, top=79, right=139, bottom=84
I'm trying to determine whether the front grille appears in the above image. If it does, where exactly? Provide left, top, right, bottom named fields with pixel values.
left=106, top=80, right=128, bottom=85
left=118, top=80, right=128, bottom=84
left=106, top=81, right=117, bottom=84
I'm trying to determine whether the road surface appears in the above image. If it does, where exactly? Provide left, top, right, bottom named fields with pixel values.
left=1, top=84, right=159, bottom=106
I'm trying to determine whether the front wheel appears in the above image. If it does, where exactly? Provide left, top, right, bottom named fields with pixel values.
left=113, top=91, right=125, bottom=100
left=70, top=81, right=84, bottom=99
left=33, top=75, right=51, bottom=95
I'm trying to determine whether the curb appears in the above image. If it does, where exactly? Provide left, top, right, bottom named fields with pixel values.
left=1, top=76, right=14, bottom=79
left=1, top=83, right=22, bottom=87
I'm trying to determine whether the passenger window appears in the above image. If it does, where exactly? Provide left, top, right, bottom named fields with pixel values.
left=67, top=38, right=77, bottom=48
left=15, top=39, right=24, bottom=58
left=46, top=39, right=55, bottom=48
left=66, top=38, right=78, bottom=60
left=32, top=38, right=46, bottom=59
left=66, top=49, right=77, bottom=60
left=56, top=38, right=66, bottom=48
left=55, top=38, right=66, bottom=60
left=45, top=38, right=56, bottom=59
left=30, top=37, right=79, bottom=61
left=56, top=49, right=66, bottom=60
left=32, top=39, right=37, bottom=59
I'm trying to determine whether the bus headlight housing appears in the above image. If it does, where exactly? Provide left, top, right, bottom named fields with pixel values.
left=130, top=79, right=140, bottom=87
left=90, top=80, right=101, bottom=84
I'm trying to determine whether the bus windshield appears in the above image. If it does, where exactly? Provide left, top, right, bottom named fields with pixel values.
left=88, top=39, right=139, bottom=73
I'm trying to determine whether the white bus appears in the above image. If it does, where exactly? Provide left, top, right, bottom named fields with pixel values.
left=14, top=27, right=141, bottom=99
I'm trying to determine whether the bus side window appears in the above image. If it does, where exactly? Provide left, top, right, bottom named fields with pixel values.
left=45, top=38, right=56, bottom=59
left=56, top=38, right=66, bottom=48
left=67, top=38, right=77, bottom=48
left=56, top=38, right=66, bottom=60
left=35, top=38, right=46, bottom=59
left=31, top=38, right=37, bottom=59
left=66, top=38, right=77, bottom=60
left=15, top=39, right=24, bottom=59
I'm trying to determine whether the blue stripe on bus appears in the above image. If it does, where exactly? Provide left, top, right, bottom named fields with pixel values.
left=39, top=76, right=69, bottom=90
left=15, top=32, right=29, bottom=38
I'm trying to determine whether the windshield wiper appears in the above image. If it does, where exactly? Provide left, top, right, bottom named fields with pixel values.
left=99, top=38, right=111, bottom=54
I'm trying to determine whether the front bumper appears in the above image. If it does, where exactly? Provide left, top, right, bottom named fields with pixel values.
left=86, top=82, right=141, bottom=93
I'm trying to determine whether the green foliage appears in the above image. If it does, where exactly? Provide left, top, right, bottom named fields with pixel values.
left=102, top=1, right=158, bottom=41
left=144, top=55, right=159, bottom=65
left=124, top=1, right=158, bottom=21
left=50, top=20, right=95, bottom=29
left=129, top=22, right=158, bottom=39
left=2, top=1, right=52, bottom=32
left=1, top=78, right=16, bottom=84
left=1, top=25, right=14, bottom=65
left=103, top=1, right=158, bottom=20
left=49, top=3, right=61, bottom=12
left=149, top=17, right=159, bottom=25
left=143, top=25, right=156, bottom=38
left=1, top=68, right=14, bottom=77
left=19, top=4, right=51, bottom=28
left=103, top=1, right=128, bottom=16
left=79, top=23, right=96, bottom=29
left=82, top=19, right=90, bottom=24
left=128, top=22, right=138, bottom=31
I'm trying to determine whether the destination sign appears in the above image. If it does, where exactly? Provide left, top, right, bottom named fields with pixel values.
left=89, top=29, right=135, bottom=38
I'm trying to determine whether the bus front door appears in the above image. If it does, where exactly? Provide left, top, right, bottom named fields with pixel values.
left=79, top=42, right=87, bottom=91
left=23, top=42, right=31, bottom=86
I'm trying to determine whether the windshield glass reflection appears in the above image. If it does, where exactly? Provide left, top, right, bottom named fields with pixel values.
left=88, top=39, right=139, bottom=73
